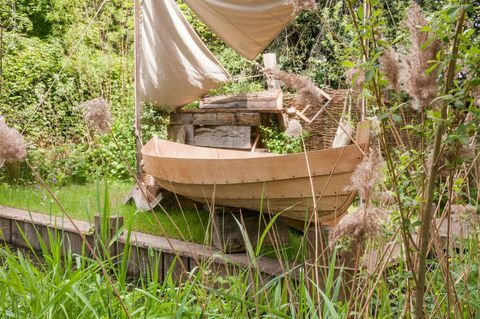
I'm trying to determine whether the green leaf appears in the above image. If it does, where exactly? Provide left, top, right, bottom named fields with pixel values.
left=365, top=69, right=375, bottom=82
left=342, top=60, right=356, bottom=68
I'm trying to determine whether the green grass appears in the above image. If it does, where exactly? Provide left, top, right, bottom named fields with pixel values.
left=0, top=182, right=209, bottom=243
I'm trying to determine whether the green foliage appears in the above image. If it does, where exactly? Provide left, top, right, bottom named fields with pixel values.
left=260, top=125, right=308, bottom=154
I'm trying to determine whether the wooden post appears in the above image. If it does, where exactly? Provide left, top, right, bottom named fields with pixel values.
left=263, top=53, right=281, bottom=91
left=212, top=208, right=289, bottom=253
left=305, top=225, right=357, bottom=301
left=94, top=215, right=124, bottom=259
left=134, top=0, right=143, bottom=178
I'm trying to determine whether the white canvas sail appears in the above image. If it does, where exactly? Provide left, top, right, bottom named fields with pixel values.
left=183, top=0, right=298, bottom=60
left=139, top=0, right=229, bottom=112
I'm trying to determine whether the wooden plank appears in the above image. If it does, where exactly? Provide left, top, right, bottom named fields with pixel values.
left=167, top=125, right=194, bottom=144
left=11, top=221, right=42, bottom=250
left=0, top=206, right=91, bottom=235
left=157, top=173, right=353, bottom=200
left=193, top=126, right=251, bottom=149
left=200, top=90, right=282, bottom=110
left=212, top=208, right=289, bottom=253
left=143, top=141, right=364, bottom=184
left=176, top=108, right=282, bottom=114
left=170, top=113, right=193, bottom=125
left=120, top=243, right=163, bottom=278
left=0, top=217, right=11, bottom=243
left=192, top=113, right=235, bottom=126
left=263, top=53, right=281, bottom=91
left=163, top=253, right=189, bottom=283
left=236, top=113, right=261, bottom=126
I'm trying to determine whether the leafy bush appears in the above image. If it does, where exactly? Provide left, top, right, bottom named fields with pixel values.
left=260, top=125, right=308, bottom=154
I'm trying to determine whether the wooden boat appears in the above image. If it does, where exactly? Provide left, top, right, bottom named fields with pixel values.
left=142, top=121, right=370, bottom=225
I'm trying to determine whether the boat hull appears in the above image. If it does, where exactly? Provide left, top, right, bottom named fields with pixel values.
left=142, top=121, right=369, bottom=224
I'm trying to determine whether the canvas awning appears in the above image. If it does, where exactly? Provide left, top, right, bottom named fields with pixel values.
left=183, top=0, right=298, bottom=60
left=139, top=0, right=229, bottom=112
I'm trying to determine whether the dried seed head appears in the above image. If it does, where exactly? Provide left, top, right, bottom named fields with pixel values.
left=0, top=117, right=27, bottom=166
left=285, top=118, right=303, bottom=137
left=472, top=86, right=480, bottom=106
left=263, top=69, right=326, bottom=107
left=346, top=147, right=385, bottom=202
left=380, top=49, right=401, bottom=92
left=450, top=204, right=479, bottom=226
left=80, top=98, right=112, bottom=134
left=450, top=204, right=477, bottom=216
left=427, top=141, right=476, bottom=177
left=329, top=206, right=385, bottom=248
left=375, top=190, right=396, bottom=206
left=400, top=3, right=441, bottom=110
left=345, top=67, right=365, bottom=89
left=287, top=0, right=317, bottom=15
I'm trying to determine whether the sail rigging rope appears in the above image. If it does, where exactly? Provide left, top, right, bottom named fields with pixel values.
left=21, top=0, right=110, bottom=134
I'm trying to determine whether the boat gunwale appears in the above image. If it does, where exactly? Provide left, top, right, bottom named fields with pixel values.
left=142, top=138, right=366, bottom=162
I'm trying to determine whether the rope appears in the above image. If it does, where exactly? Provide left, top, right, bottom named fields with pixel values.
left=21, top=0, right=109, bottom=134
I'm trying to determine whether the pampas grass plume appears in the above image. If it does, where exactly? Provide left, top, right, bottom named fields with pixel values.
left=263, top=69, right=326, bottom=107
left=329, top=207, right=384, bottom=248
left=80, top=98, right=112, bottom=134
left=288, top=0, right=317, bottom=14
left=346, top=147, right=385, bottom=201
left=380, top=49, right=401, bottom=91
left=0, top=117, right=27, bottom=166
left=400, top=2, right=441, bottom=110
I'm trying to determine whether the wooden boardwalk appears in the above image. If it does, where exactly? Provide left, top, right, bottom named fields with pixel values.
left=0, top=206, right=285, bottom=280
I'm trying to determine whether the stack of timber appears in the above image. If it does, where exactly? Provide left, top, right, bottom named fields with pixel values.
left=168, top=90, right=285, bottom=150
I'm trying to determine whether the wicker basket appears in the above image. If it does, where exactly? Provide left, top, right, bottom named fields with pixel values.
left=284, top=89, right=421, bottom=151
left=284, top=89, right=361, bottom=151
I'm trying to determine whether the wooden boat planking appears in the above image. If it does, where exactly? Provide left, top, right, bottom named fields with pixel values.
left=142, top=121, right=370, bottom=224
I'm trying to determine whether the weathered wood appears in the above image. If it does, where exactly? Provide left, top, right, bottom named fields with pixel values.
left=193, top=126, right=251, bottom=149
left=170, top=112, right=192, bottom=125
left=305, top=226, right=355, bottom=301
left=0, top=217, right=11, bottom=243
left=120, top=243, right=163, bottom=278
left=200, top=90, right=282, bottom=110
left=0, top=206, right=288, bottom=279
left=167, top=124, right=194, bottom=144
left=192, top=113, right=235, bottom=126
left=236, top=113, right=261, bottom=126
left=11, top=221, right=42, bottom=250
left=263, top=53, right=281, bottom=91
left=212, top=208, right=289, bottom=253
left=164, top=253, right=190, bottom=283
left=94, top=215, right=124, bottom=258
left=176, top=107, right=283, bottom=114
left=170, top=112, right=262, bottom=127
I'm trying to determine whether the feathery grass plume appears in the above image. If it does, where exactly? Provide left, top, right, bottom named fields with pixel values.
left=80, top=98, right=112, bottom=134
left=376, top=190, right=396, bottom=206
left=345, top=67, right=365, bottom=89
left=400, top=2, right=441, bottom=110
left=450, top=204, right=479, bottom=226
left=345, top=147, right=385, bottom=201
left=263, top=69, right=326, bottom=106
left=380, top=49, right=401, bottom=91
left=287, top=0, right=317, bottom=15
left=427, top=141, right=476, bottom=177
left=329, top=206, right=385, bottom=249
left=451, top=204, right=477, bottom=216
left=472, top=86, right=480, bottom=106
left=0, top=116, right=27, bottom=167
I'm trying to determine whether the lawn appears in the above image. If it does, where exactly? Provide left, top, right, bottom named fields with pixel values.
left=0, top=182, right=210, bottom=243
left=0, top=181, right=304, bottom=258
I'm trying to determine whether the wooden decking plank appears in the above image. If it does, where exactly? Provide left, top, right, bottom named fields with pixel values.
left=0, top=206, right=92, bottom=234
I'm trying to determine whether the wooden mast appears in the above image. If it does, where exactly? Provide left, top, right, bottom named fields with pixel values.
left=134, top=0, right=142, bottom=178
